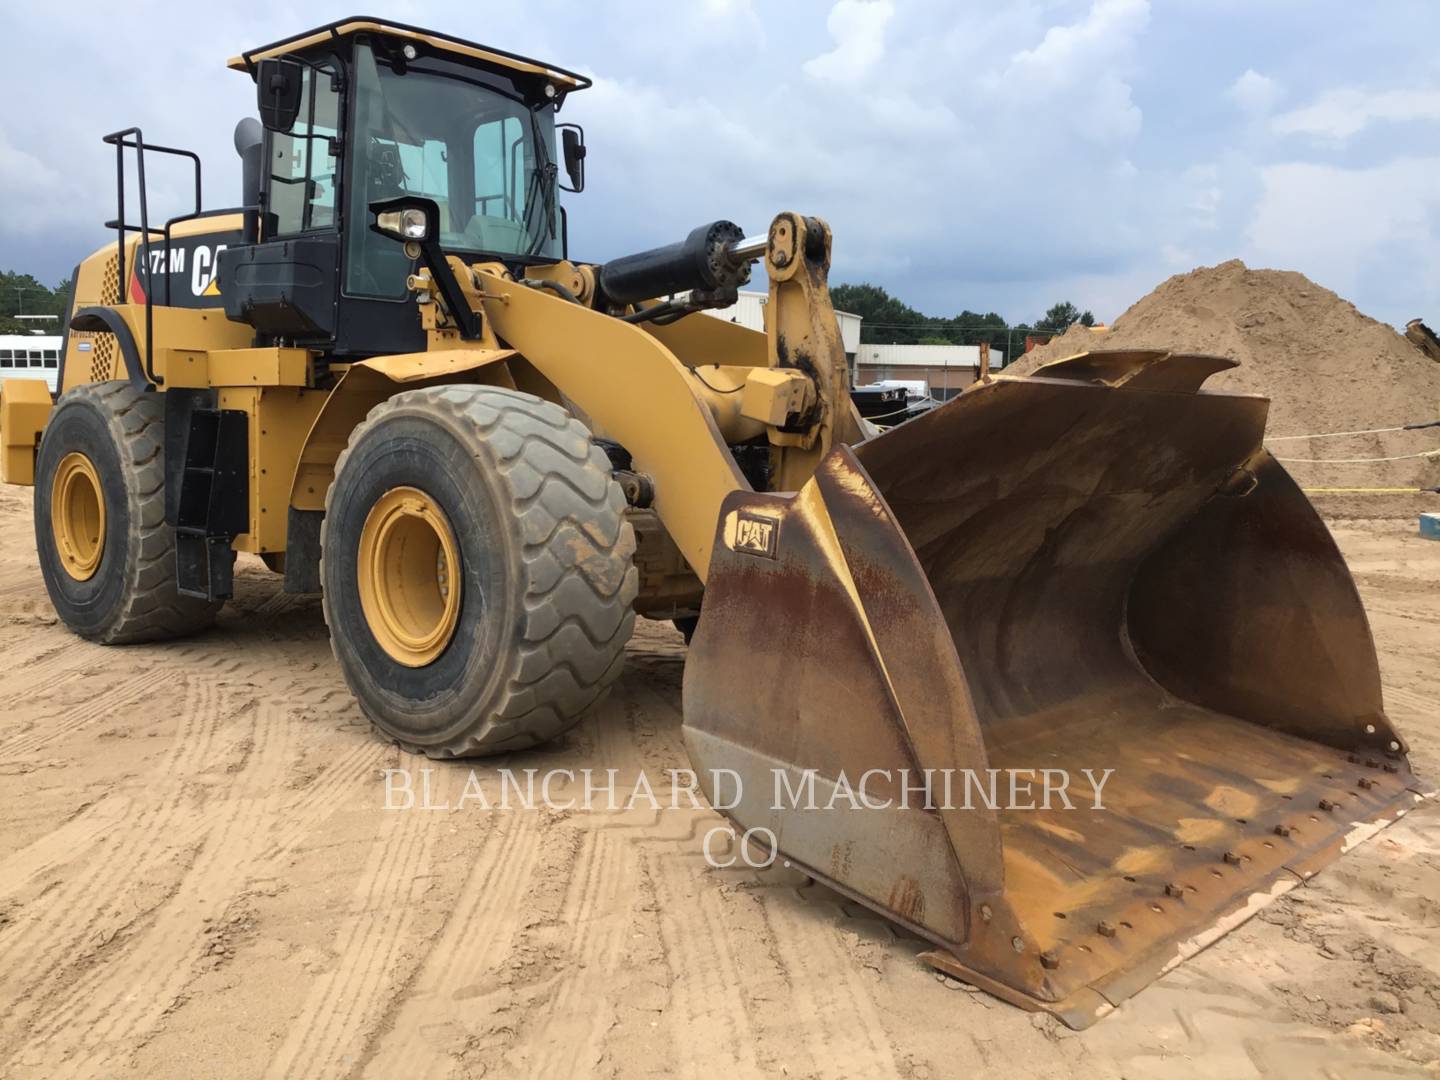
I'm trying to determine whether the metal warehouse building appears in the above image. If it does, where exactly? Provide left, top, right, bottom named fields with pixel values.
left=853, top=343, right=1005, bottom=398
left=705, top=292, right=863, bottom=358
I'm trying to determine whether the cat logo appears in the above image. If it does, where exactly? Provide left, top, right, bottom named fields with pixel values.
left=731, top=510, right=779, bottom=559
left=134, top=229, right=243, bottom=308
left=191, top=244, right=227, bottom=297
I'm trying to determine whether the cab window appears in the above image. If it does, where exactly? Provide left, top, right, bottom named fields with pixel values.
left=345, top=42, right=560, bottom=300
left=267, top=64, right=341, bottom=237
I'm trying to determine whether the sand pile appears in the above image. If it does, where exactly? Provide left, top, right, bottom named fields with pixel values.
left=1007, top=260, right=1440, bottom=505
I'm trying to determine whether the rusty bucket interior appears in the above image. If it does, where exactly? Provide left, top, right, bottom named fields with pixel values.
left=682, top=351, right=1425, bottom=1027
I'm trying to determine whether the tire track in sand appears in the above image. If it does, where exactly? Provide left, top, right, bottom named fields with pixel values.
left=262, top=755, right=444, bottom=1080
left=521, top=826, right=631, bottom=1079
left=0, top=668, right=174, bottom=762
left=6, top=691, right=393, bottom=1075
left=21, top=702, right=296, bottom=1079
left=649, top=838, right=762, bottom=1078
left=0, top=635, right=100, bottom=691
left=0, top=796, right=133, bottom=901
left=359, top=812, right=545, bottom=1076
left=751, top=877, right=905, bottom=1079
left=1385, top=683, right=1439, bottom=721
left=0, top=674, right=228, bottom=1051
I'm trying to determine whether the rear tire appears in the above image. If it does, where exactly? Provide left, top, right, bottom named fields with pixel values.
left=322, top=385, right=637, bottom=756
left=34, top=382, right=221, bottom=643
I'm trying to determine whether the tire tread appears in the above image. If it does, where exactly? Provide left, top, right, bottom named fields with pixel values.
left=322, top=385, right=636, bottom=756
left=41, top=382, right=220, bottom=643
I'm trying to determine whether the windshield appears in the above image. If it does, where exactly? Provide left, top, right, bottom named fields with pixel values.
left=346, top=41, right=561, bottom=299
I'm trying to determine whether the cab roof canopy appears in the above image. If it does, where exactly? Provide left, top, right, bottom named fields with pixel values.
left=227, top=16, right=591, bottom=92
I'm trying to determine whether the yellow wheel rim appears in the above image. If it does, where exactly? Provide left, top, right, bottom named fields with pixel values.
left=357, top=486, right=463, bottom=667
left=51, top=451, right=106, bottom=581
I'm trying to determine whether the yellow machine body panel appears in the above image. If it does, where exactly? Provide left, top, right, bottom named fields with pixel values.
left=216, top=387, right=328, bottom=554
left=0, top=379, right=54, bottom=485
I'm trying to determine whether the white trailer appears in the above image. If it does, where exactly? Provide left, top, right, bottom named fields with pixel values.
left=0, top=335, right=62, bottom=394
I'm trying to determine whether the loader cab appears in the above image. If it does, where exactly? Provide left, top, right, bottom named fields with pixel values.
left=220, top=19, right=591, bottom=358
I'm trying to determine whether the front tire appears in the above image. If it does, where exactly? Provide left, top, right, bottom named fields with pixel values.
left=322, top=385, right=637, bottom=756
left=34, top=382, right=221, bottom=643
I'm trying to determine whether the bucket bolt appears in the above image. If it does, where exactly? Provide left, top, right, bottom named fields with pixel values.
left=1274, top=824, right=1293, bottom=838
left=1040, top=950, right=1060, bottom=970
left=1223, top=851, right=1243, bottom=866
left=1097, top=921, right=1117, bottom=938
left=1164, top=882, right=1185, bottom=898
left=1358, top=777, right=1376, bottom=790
left=1318, top=799, right=1338, bottom=812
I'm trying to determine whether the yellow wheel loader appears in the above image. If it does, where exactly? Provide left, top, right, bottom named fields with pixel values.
left=0, top=17, right=1424, bottom=1027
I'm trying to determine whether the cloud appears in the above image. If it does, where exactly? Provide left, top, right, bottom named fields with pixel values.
left=1161, top=243, right=1194, bottom=267
left=1179, top=164, right=1222, bottom=229
left=5, top=1, right=1440, bottom=332
left=0, top=128, right=75, bottom=234
left=1274, top=86, right=1440, bottom=141
left=803, top=0, right=895, bottom=82
left=1000, top=0, right=1150, bottom=143
left=1244, top=157, right=1440, bottom=323
left=1227, top=69, right=1281, bottom=114
left=1007, top=0, right=1149, bottom=77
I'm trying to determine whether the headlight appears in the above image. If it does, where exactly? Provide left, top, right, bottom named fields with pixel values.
left=376, top=207, right=431, bottom=241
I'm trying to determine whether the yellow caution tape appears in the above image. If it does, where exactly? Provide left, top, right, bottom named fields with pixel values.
left=1303, top=487, right=1436, bottom=494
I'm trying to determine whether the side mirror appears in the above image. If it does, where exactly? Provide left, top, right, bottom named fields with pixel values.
left=256, top=58, right=304, bottom=133
left=560, top=125, right=586, bottom=193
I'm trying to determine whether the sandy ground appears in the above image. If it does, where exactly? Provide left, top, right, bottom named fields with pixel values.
left=1, top=480, right=1437, bottom=1080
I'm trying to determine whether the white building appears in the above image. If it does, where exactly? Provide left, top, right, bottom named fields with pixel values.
left=704, top=291, right=863, bottom=357
left=0, top=335, right=62, bottom=393
left=853, top=343, right=1005, bottom=397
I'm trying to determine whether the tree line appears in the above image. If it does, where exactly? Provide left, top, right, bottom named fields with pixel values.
left=0, top=269, right=1096, bottom=357
left=0, top=272, right=71, bottom=336
left=828, top=283, right=1094, bottom=361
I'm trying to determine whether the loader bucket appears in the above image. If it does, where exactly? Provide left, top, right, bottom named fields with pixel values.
left=682, top=351, right=1426, bottom=1028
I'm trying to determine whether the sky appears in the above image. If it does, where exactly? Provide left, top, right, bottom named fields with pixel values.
left=2, top=0, right=1438, bottom=327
